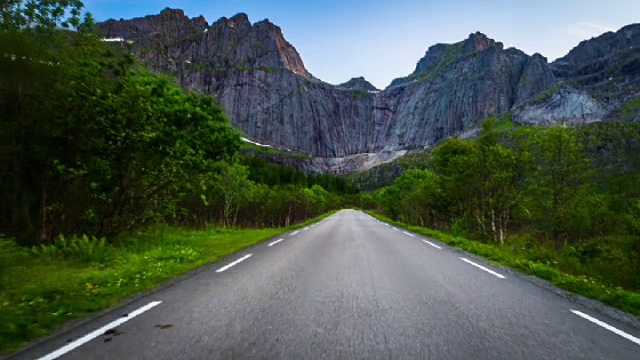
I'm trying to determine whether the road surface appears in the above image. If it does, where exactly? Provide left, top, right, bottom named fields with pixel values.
left=12, top=210, right=640, bottom=359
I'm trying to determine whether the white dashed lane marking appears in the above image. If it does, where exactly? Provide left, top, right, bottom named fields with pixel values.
left=460, top=257, right=505, bottom=279
left=216, top=254, right=253, bottom=273
left=268, top=239, right=284, bottom=247
left=571, top=310, right=640, bottom=346
left=38, top=301, right=162, bottom=360
left=422, top=240, right=442, bottom=249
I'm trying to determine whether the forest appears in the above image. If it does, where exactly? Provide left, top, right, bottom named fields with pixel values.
left=367, top=117, right=640, bottom=294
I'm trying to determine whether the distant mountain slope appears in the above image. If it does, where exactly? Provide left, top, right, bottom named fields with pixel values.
left=97, top=9, right=639, bottom=173
left=337, top=77, right=379, bottom=92
left=550, top=23, right=640, bottom=121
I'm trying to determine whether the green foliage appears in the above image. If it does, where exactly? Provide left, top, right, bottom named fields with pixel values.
left=0, top=0, right=86, bottom=30
left=240, top=155, right=358, bottom=194
left=621, top=97, right=640, bottom=118
left=368, top=121, right=640, bottom=301
left=34, top=235, right=109, bottom=264
left=374, top=169, right=443, bottom=227
left=0, top=24, right=240, bottom=243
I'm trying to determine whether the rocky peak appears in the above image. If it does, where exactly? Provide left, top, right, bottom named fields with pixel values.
left=387, top=32, right=505, bottom=90
left=549, top=23, right=640, bottom=109
left=337, top=77, right=379, bottom=92
left=413, top=44, right=449, bottom=74
left=228, top=13, right=251, bottom=32
left=463, top=32, right=504, bottom=54
left=258, top=20, right=312, bottom=78
left=553, top=23, right=640, bottom=66
left=159, top=7, right=184, bottom=19
left=98, top=9, right=312, bottom=79
left=100, top=7, right=207, bottom=42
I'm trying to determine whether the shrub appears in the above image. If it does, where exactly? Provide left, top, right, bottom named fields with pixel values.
left=35, top=235, right=111, bottom=264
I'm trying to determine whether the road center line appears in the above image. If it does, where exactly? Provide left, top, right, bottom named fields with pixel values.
left=289, top=230, right=300, bottom=237
left=571, top=310, right=640, bottom=345
left=268, top=238, right=284, bottom=247
left=38, top=301, right=162, bottom=360
left=303, top=227, right=309, bottom=231
left=216, top=254, right=253, bottom=273
left=422, top=240, right=442, bottom=249
left=460, top=257, right=505, bottom=279
left=402, top=231, right=416, bottom=238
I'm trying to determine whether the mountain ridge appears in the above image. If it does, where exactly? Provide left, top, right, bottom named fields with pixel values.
left=97, top=9, right=639, bottom=173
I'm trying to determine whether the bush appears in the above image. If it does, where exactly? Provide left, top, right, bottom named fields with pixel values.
left=35, top=235, right=111, bottom=264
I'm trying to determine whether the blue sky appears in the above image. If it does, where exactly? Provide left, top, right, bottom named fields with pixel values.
left=84, top=0, right=640, bottom=89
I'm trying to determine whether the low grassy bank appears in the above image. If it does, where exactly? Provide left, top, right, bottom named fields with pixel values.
left=367, top=211, right=640, bottom=317
left=0, top=212, right=334, bottom=355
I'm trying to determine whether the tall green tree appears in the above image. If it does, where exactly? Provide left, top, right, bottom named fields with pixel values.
left=0, top=0, right=87, bottom=30
left=524, top=127, right=591, bottom=247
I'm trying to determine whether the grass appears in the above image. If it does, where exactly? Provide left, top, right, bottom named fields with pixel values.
left=366, top=211, right=640, bottom=317
left=0, top=212, right=335, bottom=355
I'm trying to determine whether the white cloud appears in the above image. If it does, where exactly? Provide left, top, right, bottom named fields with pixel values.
left=567, top=22, right=615, bottom=40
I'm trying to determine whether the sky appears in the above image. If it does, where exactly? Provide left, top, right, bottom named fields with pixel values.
left=83, top=0, right=640, bottom=89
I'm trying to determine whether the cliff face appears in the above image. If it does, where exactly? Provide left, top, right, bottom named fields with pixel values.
left=550, top=23, right=640, bottom=114
left=98, top=9, right=638, bottom=173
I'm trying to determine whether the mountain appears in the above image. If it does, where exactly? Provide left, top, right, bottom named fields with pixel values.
left=98, top=9, right=640, bottom=173
left=549, top=24, right=640, bottom=121
left=337, top=77, right=379, bottom=92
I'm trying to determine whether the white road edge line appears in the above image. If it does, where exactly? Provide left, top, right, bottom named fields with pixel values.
left=571, top=310, right=640, bottom=346
left=268, top=238, right=284, bottom=247
left=289, top=230, right=300, bottom=237
left=216, top=254, right=253, bottom=273
left=38, top=301, right=162, bottom=360
left=460, top=257, right=505, bottom=279
left=422, top=240, right=442, bottom=249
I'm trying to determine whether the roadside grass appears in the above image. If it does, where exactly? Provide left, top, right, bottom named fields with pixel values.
left=0, top=212, right=335, bottom=355
left=366, top=212, right=640, bottom=317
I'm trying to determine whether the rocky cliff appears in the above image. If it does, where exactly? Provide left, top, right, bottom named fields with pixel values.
left=98, top=9, right=639, bottom=173
left=548, top=24, right=640, bottom=121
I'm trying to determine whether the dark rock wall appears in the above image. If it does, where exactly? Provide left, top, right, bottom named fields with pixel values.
left=98, top=10, right=639, bottom=172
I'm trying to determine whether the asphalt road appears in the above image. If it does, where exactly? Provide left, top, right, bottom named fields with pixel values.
left=12, top=210, right=640, bottom=359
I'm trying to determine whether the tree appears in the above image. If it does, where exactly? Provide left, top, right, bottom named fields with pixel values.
left=307, top=185, right=329, bottom=216
left=432, top=138, right=522, bottom=244
left=209, top=163, right=253, bottom=228
left=1, top=23, right=240, bottom=242
left=524, top=127, right=591, bottom=248
left=0, top=0, right=85, bottom=30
